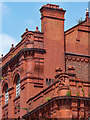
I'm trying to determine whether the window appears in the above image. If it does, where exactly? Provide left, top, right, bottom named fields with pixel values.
left=49, top=79, right=51, bottom=85
left=16, top=75, right=20, bottom=96
left=46, top=78, right=48, bottom=85
left=5, top=83, right=8, bottom=104
left=46, top=78, right=54, bottom=86
left=52, top=79, right=54, bottom=83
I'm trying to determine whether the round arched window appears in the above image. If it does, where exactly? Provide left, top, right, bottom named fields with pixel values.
left=3, top=83, right=9, bottom=104
left=16, top=75, right=20, bottom=96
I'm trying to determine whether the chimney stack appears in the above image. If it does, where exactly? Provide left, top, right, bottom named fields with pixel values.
left=40, top=4, right=66, bottom=32
left=39, top=4, right=66, bottom=84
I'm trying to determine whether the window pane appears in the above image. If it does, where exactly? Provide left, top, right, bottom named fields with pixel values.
left=5, top=92, right=8, bottom=104
left=16, top=83, right=20, bottom=96
left=16, top=76, right=20, bottom=85
left=5, top=83, right=8, bottom=104
left=49, top=79, right=51, bottom=85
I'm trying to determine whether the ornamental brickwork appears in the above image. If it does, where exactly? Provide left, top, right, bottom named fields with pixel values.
left=0, top=3, right=90, bottom=120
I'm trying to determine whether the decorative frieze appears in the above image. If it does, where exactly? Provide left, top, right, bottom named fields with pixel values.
left=66, top=56, right=90, bottom=63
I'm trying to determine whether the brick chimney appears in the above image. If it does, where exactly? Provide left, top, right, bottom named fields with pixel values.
left=40, top=4, right=66, bottom=84
left=40, top=4, right=66, bottom=32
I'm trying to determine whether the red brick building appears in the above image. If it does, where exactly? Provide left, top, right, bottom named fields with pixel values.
left=0, top=3, right=90, bottom=119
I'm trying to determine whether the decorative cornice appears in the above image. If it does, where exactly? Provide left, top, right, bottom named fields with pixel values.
left=65, top=53, right=90, bottom=63
left=66, top=57, right=90, bottom=63
left=2, top=48, right=46, bottom=70
left=22, top=96, right=90, bottom=119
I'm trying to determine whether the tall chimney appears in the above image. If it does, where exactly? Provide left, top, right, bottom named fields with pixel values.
left=40, top=4, right=66, bottom=84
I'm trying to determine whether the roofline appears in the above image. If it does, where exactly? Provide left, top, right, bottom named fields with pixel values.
left=1, top=31, right=44, bottom=62
left=2, top=48, right=46, bottom=69
left=64, top=19, right=87, bottom=33
left=1, top=39, right=23, bottom=62
left=21, top=30, right=43, bottom=38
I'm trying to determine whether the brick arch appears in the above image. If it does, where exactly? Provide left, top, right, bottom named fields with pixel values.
left=13, top=73, right=20, bottom=85
left=2, top=80, right=9, bottom=93
left=13, top=72, right=20, bottom=97
left=12, top=69, right=20, bottom=85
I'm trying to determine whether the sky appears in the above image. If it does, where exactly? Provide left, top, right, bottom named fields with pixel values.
left=0, top=2, right=89, bottom=56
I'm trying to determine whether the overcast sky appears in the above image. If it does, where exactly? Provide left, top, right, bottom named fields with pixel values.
left=0, top=2, right=89, bottom=56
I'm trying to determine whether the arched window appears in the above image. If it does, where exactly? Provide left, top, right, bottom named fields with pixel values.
left=16, top=75, right=20, bottom=96
left=4, top=83, right=9, bottom=104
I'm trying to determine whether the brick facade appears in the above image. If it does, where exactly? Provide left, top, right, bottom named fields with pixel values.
left=0, top=3, right=90, bottom=119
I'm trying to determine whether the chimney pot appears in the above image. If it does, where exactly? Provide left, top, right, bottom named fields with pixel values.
left=53, top=5, right=56, bottom=9
left=60, top=8, right=63, bottom=10
left=46, top=4, right=59, bottom=9
left=46, top=4, right=50, bottom=7
left=56, top=6, right=59, bottom=9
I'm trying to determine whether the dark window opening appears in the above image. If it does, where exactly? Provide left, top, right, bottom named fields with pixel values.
left=46, top=78, right=54, bottom=86
left=49, top=79, right=51, bottom=85
left=46, top=78, right=48, bottom=85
